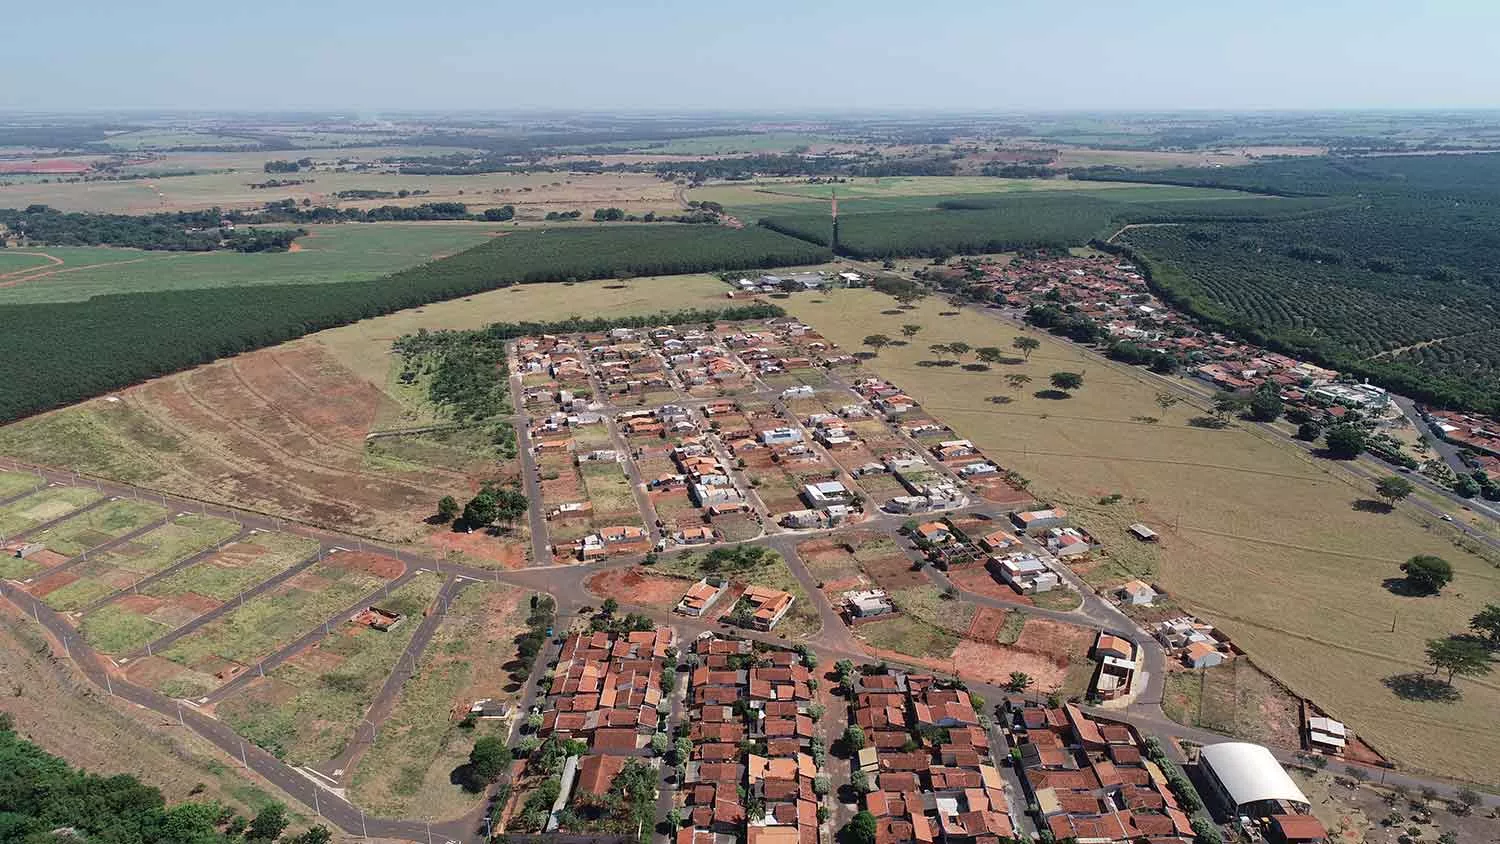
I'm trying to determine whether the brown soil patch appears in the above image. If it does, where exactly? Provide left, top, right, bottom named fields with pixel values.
left=965, top=607, right=1011, bottom=641
left=27, top=570, right=79, bottom=597
left=286, top=572, right=333, bottom=591
left=951, top=640, right=1069, bottom=689
left=170, top=592, right=221, bottom=613
left=585, top=567, right=691, bottom=610
left=123, top=655, right=190, bottom=687
left=425, top=529, right=526, bottom=569
left=29, top=549, right=71, bottom=568
left=860, top=553, right=926, bottom=591
left=289, top=640, right=351, bottom=674
left=322, top=551, right=405, bottom=579
left=115, top=594, right=164, bottom=614
left=948, top=567, right=1033, bottom=605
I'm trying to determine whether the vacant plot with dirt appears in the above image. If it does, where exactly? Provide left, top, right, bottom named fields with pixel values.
left=37, top=514, right=241, bottom=612
left=350, top=583, right=534, bottom=820
left=791, top=287, right=1500, bottom=782
left=214, top=571, right=443, bottom=765
left=78, top=531, right=319, bottom=655
left=1161, top=659, right=1305, bottom=751
left=145, top=551, right=402, bottom=698
left=654, top=546, right=822, bottom=639
left=26, top=497, right=167, bottom=558
left=0, top=485, right=102, bottom=540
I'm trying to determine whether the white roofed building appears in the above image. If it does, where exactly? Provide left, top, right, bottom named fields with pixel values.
left=1198, top=742, right=1311, bottom=818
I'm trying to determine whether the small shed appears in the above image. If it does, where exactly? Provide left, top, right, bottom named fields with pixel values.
left=1128, top=523, right=1159, bottom=542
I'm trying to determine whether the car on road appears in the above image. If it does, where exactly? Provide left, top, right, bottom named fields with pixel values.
left=1440, top=514, right=1454, bottom=521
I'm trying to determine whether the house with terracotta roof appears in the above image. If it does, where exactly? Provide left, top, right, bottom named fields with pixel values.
left=677, top=578, right=727, bottom=617
left=737, top=585, right=796, bottom=631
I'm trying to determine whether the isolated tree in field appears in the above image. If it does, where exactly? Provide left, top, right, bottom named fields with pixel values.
left=947, top=341, right=971, bottom=360
left=1375, top=475, right=1414, bottom=508
left=1402, top=555, right=1454, bottom=594
left=1297, top=421, right=1323, bottom=442
left=1006, top=373, right=1032, bottom=391
left=1425, top=637, right=1492, bottom=685
left=1154, top=392, right=1181, bottom=413
left=1248, top=383, right=1283, bottom=422
left=1008, top=671, right=1034, bottom=692
left=1211, top=391, right=1248, bottom=422
left=1049, top=372, right=1083, bottom=392
left=1470, top=604, right=1500, bottom=648
left=436, top=495, right=459, bottom=523
left=1012, top=336, right=1040, bottom=360
left=468, top=736, right=512, bottom=787
left=901, top=324, right=922, bottom=338
left=862, top=334, right=891, bottom=356
left=1324, top=424, right=1366, bottom=459
left=975, top=347, right=1003, bottom=365
left=929, top=343, right=952, bottom=360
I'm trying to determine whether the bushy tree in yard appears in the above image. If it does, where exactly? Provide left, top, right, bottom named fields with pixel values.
left=1008, top=671, right=1033, bottom=691
left=1296, top=421, right=1323, bottom=441
left=248, top=803, right=289, bottom=842
left=1402, top=555, right=1453, bottom=594
left=437, top=495, right=459, bottom=522
left=1324, top=424, right=1367, bottom=459
left=651, top=732, right=669, bottom=756
left=1248, top=383, right=1283, bottom=422
left=468, top=736, right=513, bottom=787
left=844, top=810, right=878, bottom=844
left=843, top=724, right=866, bottom=750
left=850, top=770, right=873, bottom=795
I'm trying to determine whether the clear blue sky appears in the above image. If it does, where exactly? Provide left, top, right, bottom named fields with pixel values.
left=10, top=0, right=1500, bottom=111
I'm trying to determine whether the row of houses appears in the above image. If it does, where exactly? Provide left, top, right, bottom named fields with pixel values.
left=679, top=636, right=821, bottom=844
left=539, top=629, right=674, bottom=753
left=1007, top=703, right=1195, bottom=844
left=851, top=669, right=1015, bottom=844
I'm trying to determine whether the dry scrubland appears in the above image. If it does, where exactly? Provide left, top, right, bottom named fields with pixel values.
left=791, top=289, right=1500, bottom=784
left=0, top=274, right=732, bottom=546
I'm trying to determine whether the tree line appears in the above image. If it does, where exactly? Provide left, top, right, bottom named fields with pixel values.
left=0, top=226, right=820, bottom=424
left=0, top=206, right=303, bottom=253
left=0, top=713, right=329, bottom=844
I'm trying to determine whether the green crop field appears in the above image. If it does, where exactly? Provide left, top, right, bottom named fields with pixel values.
left=27, top=498, right=167, bottom=558
left=0, top=223, right=502, bottom=304
left=217, top=572, right=442, bottom=764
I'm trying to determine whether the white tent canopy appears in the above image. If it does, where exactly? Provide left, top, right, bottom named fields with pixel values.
left=1199, top=742, right=1309, bottom=808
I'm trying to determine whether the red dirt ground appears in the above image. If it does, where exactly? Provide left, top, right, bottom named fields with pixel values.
left=0, top=159, right=93, bottom=174
left=122, top=655, right=190, bottom=687
left=585, top=567, right=693, bottom=609
left=114, top=594, right=164, bottom=614
left=322, top=551, right=405, bottom=580
left=425, top=530, right=527, bottom=569
left=29, top=549, right=71, bottom=568
left=26, top=570, right=79, bottom=597
left=965, top=607, right=1012, bottom=641
left=948, top=567, right=1033, bottom=605
left=170, top=592, right=221, bottom=613
left=858, top=552, right=927, bottom=591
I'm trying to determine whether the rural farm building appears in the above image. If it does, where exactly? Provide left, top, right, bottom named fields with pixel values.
left=1197, top=742, right=1311, bottom=819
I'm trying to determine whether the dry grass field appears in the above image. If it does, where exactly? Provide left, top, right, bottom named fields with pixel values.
left=790, top=288, right=1500, bottom=784
left=0, top=146, right=680, bottom=216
